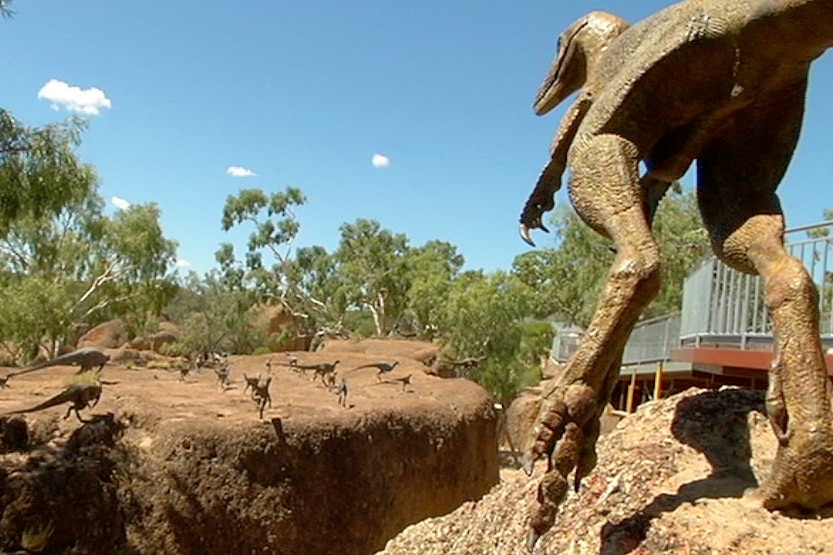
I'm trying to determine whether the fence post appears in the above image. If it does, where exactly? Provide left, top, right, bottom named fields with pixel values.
left=626, top=368, right=636, bottom=414
left=654, top=361, right=663, bottom=401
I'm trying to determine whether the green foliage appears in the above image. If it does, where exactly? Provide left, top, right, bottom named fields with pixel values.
left=252, top=345, right=272, bottom=356
left=0, top=119, right=178, bottom=357
left=218, top=187, right=348, bottom=336
left=336, top=219, right=410, bottom=336
left=648, top=187, right=710, bottom=317
left=166, top=271, right=262, bottom=355
left=518, top=321, right=555, bottom=367
left=513, top=186, right=708, bottom=327
left=432, top=270, right=542, bottom=405
left=807, top=209, right=833, bottom=238
left=403, top=240, right=464, bottom=337
left=158, top=341, right=190, bottom=358
left=0, top=110, right=96, bottom=235
left=512, top=206, right=614, bottom=327
left=342, top=309, right=377, bottom=338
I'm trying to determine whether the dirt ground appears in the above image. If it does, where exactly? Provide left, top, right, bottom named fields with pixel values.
left=379, top=386, right=833, bottom=555
left=0, top=338, right=499, bottom=555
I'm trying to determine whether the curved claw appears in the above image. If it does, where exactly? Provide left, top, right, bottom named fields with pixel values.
left=520, top=224, right=536, bottom=247
left=521, top=449, right=537, bottom=476
left=519, top=221, right=550, bottom=248
left=525, top=527, right=541, bottom=552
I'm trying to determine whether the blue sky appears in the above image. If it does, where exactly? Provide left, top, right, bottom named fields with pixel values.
left=2, top=1, right=832, bottom=275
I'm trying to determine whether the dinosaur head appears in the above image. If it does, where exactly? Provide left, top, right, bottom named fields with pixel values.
left=534, top=11, right=629, bottom=115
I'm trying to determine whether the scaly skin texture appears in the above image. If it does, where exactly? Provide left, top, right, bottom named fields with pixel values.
left=520, top=0, right=833, bottom=549
left=520, top=11, right=631, bottom=243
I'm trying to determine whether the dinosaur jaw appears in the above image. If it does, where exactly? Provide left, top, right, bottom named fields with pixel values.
left=534, top=77, right=572, bottom=116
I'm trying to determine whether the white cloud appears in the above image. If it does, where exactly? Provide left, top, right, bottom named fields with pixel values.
left=227, top=166, right=257, bottom=177
left=174, top=258, right=191, bottom=268
left=111, top=196, right=131, bottom=210
left=371, top=153, right=391, bottom=168
left=37, top=79, right=112, bottom=115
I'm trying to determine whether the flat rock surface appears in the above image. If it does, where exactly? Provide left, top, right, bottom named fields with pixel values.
left=1, top=339, right=456, bottom=424
left=0, top=339, right=498, bottom=555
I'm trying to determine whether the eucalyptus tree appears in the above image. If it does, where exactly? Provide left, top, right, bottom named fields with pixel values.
left=334, top=219, right=411, bottom=336
left=0, top=110, right=96, bottom=236
left=218, top=187, right=345, bottom=337
left=0, top=195, right=177, bottom=360
left=512, top=187, right=708, bottom=327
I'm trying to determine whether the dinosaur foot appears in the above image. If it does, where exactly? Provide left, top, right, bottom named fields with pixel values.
left=749, top=429, right=833, bottom=512
left=522, top=382, right=604, bottom=551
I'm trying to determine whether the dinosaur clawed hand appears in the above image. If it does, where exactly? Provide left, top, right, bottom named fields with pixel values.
left=522, top=382, right=602, bottom=551
left=519, top=191, right=555, bottom=247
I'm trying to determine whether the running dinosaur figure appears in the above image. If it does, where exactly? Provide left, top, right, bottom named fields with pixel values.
left=335, top=376, right=349, bottom=408
left=214, top=363, right=231, bottom=390
left=243, top=373, right=261, bottom=399
left=348, top=361, right=399, bottom=382
left=13, top=347, right=110, bottom=378
left=289, top=360, right=340, bottom=383
left=251, top=376, right=272, bottom=419
left=519, top=0, right=833, bottom=549
left=8, top=378, right=102, bottom=423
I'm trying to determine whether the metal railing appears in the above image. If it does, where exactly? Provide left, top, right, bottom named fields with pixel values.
left=551, top=324, right=584, bottom=363
left=573, top=221, right=833, bottom=367
left=622, top=313, right=680, bottom=365
left=679, top=220, right=833, bottom=349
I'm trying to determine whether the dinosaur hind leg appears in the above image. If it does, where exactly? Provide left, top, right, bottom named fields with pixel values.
left=698, top=153, right=833, bottom=511
left=525, top=133, right=661, bottom=547
left=712, top=208, right=833, bottom=509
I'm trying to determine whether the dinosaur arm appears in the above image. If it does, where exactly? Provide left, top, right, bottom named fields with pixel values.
left=520, top=97, right=591, bottom=246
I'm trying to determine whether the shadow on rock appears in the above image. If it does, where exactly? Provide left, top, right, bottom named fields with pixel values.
left=600, top=388, right=765, bottom=555
left=0, top=412, right=128, bottom=554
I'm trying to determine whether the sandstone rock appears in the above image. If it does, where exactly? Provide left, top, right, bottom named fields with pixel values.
left=78, top=319, right=127, bottom=349
left=251, top=304, right=312, bottom=352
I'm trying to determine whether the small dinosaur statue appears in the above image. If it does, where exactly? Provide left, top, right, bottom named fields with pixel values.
left=251, top=376, right=272, bottom=419
left=214, top=363, right=231, bottom=390
left=348, top=361, right=399, bottom=382
left=387, top=373, right=413, bottom=392
left=335, top=376, right=349, bottom=408
left=243, top=373, right=261, bottom=399
left=178, top=361, right=195, bottom=383
left=520, top=0, right=833, bottom=549
left=291, top=361, right=340, bottom=383
left=12, top=347, right=110, bottom=378
left=8, top=377, right=102, bottom=423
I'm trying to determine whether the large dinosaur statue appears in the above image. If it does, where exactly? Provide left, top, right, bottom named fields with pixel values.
left=520, top=0, right=833, bottom=550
